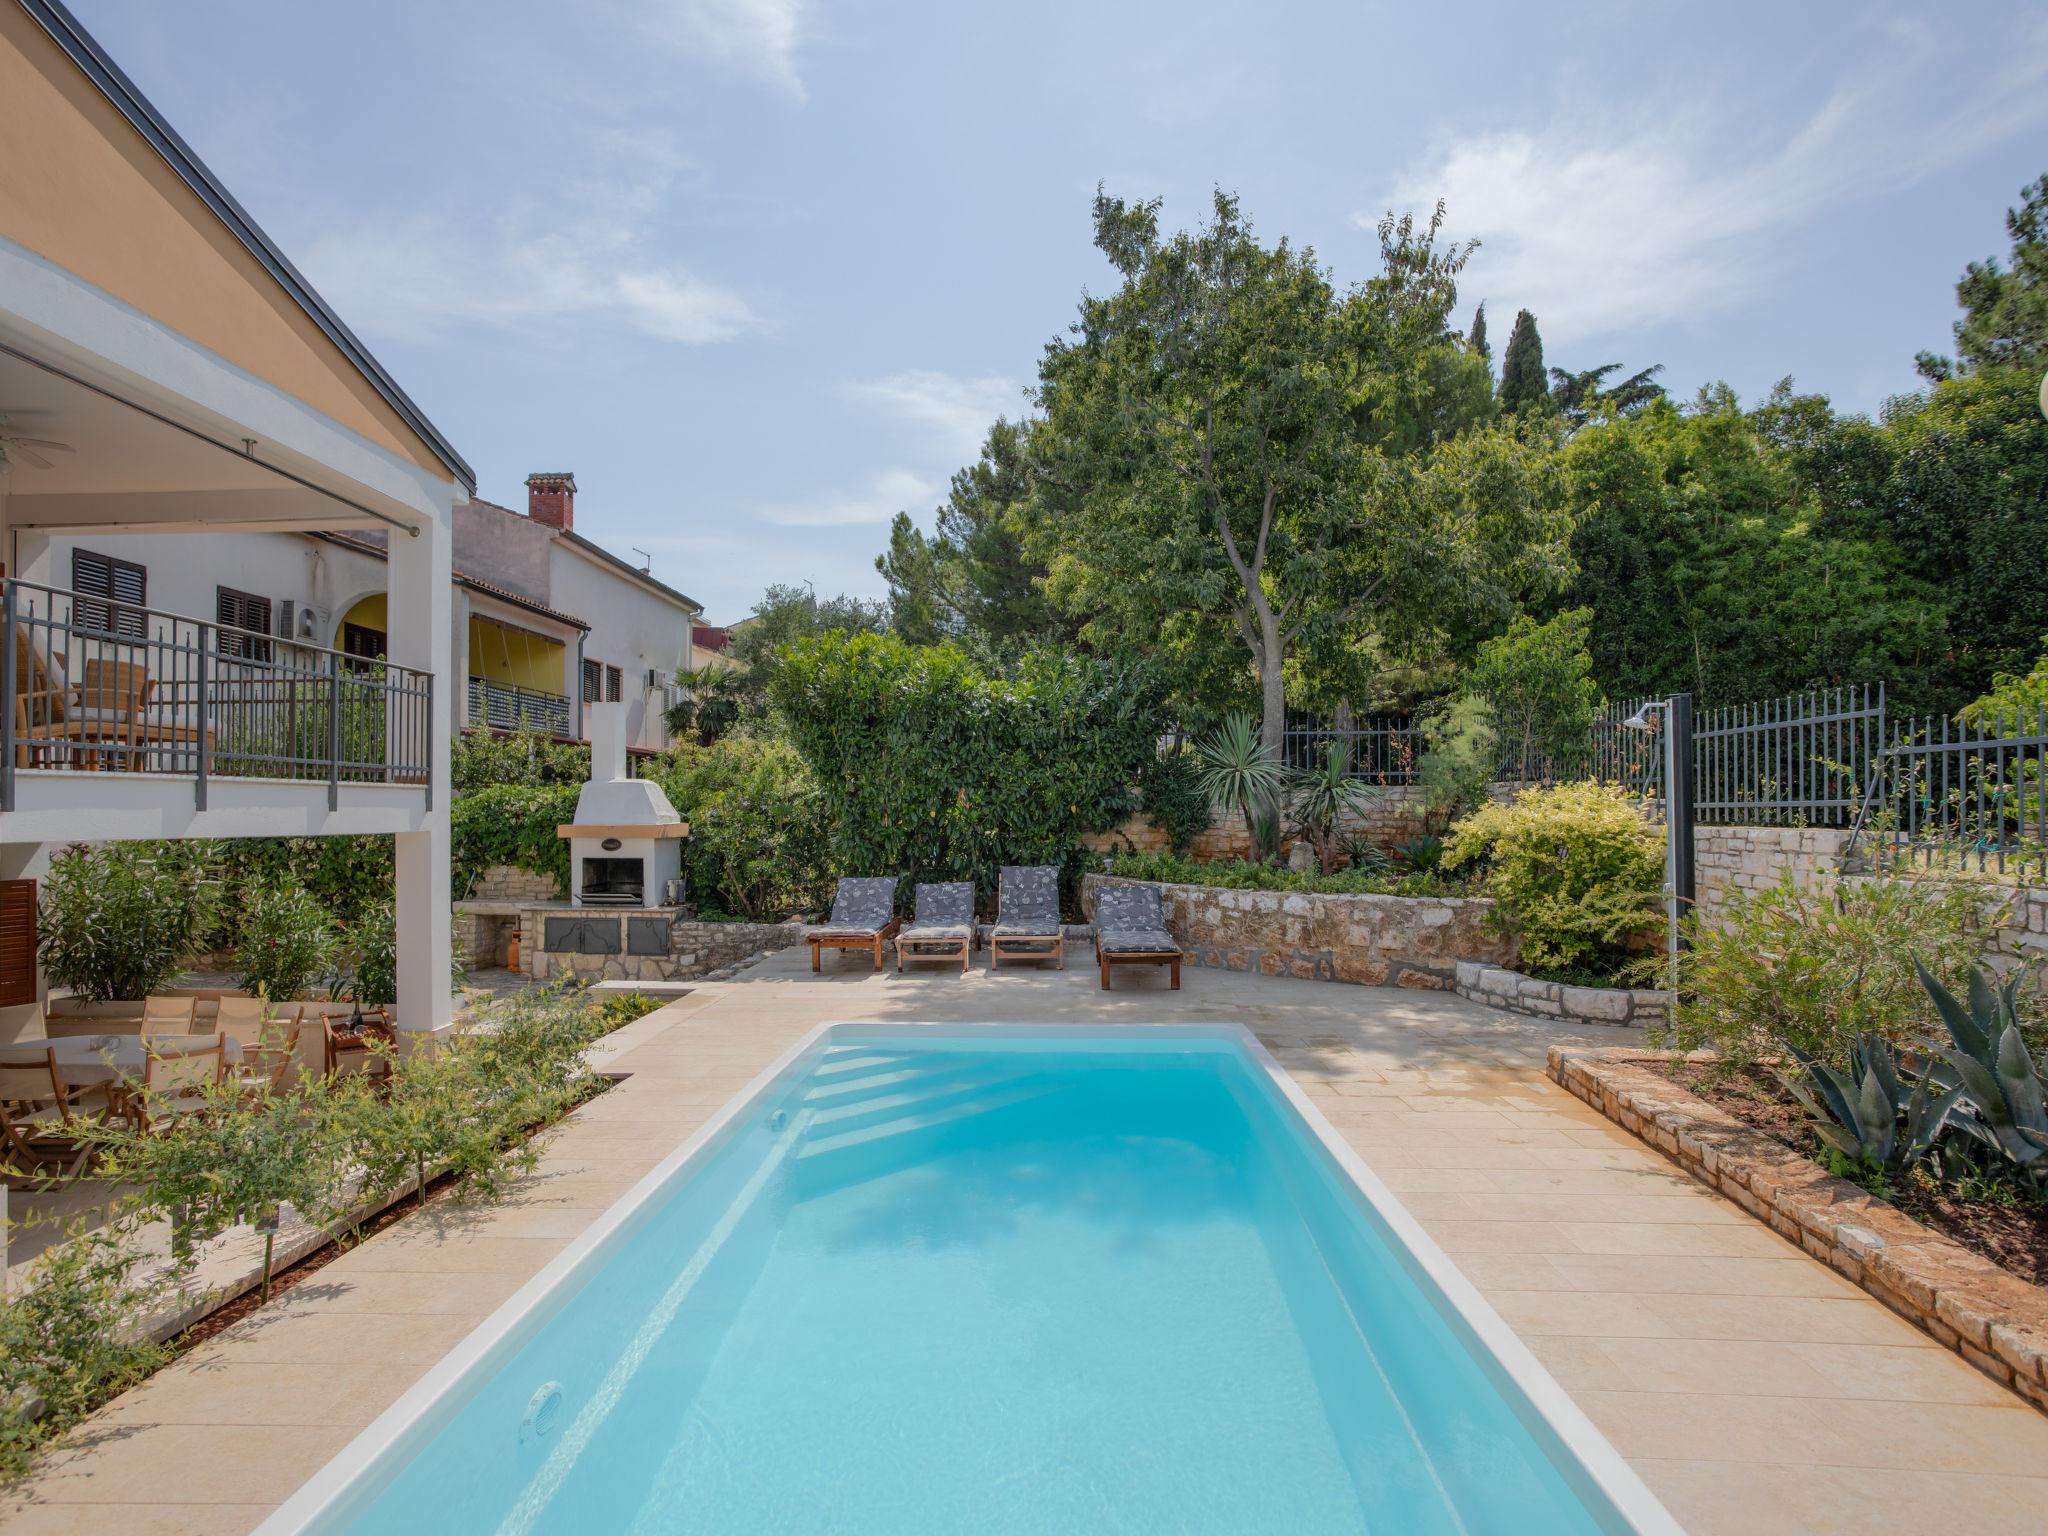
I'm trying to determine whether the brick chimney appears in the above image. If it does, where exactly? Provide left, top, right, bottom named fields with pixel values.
left=526, top=471, right=576, bottom=530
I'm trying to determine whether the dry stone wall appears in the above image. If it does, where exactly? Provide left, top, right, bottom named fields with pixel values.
left=1081, top=873, right=1513, bottom=989
left=517, top=907, right=804, bottom=983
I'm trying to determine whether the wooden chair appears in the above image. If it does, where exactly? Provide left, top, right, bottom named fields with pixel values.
left=807, top=877, right=901, bottom=973
left=136, top=1035, right=225, bottom=1133
left=990, top=865, right=1065, bottom=970
left=322, top=1010, right=394, bottom=1084
left=140, top=995, right=199, bottom=1038
left=1, top=1047, right=97, bottom=1176
left=215, top=998, right=300, bottom=1094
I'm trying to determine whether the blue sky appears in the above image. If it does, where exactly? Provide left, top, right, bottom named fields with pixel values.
left=70, top=0, right=2048, bottom=622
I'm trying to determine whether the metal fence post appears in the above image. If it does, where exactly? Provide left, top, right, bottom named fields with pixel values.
left=328, top=659, right=342, bottom=813
left=1666, top=692, right=1696, bottom=990
left=1, top=581, right=15, bottom=814
left=194, top=627, right=209, bottom=812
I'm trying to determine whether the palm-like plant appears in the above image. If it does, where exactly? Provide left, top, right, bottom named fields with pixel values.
left=1194, top=713, right=1286, bottom=862
left=1917, top=960, right=2048, bottom=1191
left=1291, top=741, right=1381, bottom=874
left=1780, top=1033, right=1959, bottom=1175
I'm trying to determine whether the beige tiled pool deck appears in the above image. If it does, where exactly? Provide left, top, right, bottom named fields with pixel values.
left=7, top=948, right=2048, bottom=1534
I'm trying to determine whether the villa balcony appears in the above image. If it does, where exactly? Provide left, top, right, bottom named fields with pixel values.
left=466, top=674, right=570, bottom=736
left=1, top=577, right=432, bottom=839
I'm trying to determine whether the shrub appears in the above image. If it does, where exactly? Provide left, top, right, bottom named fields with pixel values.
left=451, top=783, right=578, bottom=896
left=0, top=1221, right=169, bottom=1479
left=451, top=724, right=588, bottom=795
left=1415, top=693, right=1497, bottom=831
left=188, top=836, right=394, bottom=954
left=38, top=842, right=216, bottom=1001
left=1101, top=850, right=1466, bottom=899
left=643, top=734, right=835, bottom=918
left=1289, top=740, right=1380, bottom=875
left=332, top=898, right=396, bottom=1005
left=589, top=989, right=662, bottom=1033
left=1443, top=780, right=1663, bottom=978
left=1194, top=714, right=1285, bottom=862
left=771, top=633, right=1163, bottom=903
left=1470, top=607, right=1600, bottom=776
left=236, top=880, right=338, bottom=1002
left=1667, top=872, right=2006, bottom=1070
left=1137, top=747, right=1211, bottom=856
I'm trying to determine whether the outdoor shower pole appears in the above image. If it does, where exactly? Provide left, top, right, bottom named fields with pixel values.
left=1664, top=692, right=1696, bottom=989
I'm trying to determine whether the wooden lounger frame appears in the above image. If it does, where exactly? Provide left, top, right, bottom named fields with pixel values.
left=989, top=928, right=1063, bottom=970
left=809, top=920, right=902, bottom=973
left=1095, top=935, right=1181, bottom=991
left=894, top=925, right=977, bottom=973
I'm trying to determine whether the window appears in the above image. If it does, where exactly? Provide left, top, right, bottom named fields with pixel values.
left=581, top=657, right=602, bottom=704
left=341, top=623, right=386, bottom=674
left=215, top=586, right=273, bottom=662
left=71, top=549, right=146, bottom=637
left=605, top=664, right=623, bottom=703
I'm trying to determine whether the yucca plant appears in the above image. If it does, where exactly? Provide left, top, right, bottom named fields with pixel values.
left=1290, top=741, right=1380, bottom=875
left=1916, top=960, right=2048, bottom=1193
left=1779, top=1032, right=1959, bottom=1174
left=1194, top=713, right=1286, bottom=863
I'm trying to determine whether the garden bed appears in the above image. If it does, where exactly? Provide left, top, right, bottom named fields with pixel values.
left=1549, top=1046, right=2048, bottom=1413
left=1647, top=1059, right=2048, bottom=1286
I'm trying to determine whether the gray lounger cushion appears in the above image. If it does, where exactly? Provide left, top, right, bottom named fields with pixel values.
left=902, top=881, right=975, bottom=936
left=992, top=865, right=1061, bottom=935
left=1096, top=885, right=1179, bottom=955
left=815, top=876, right=899, bottom=936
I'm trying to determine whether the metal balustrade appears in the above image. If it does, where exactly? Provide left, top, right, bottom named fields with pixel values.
left=1, top=576, right=432, bottom=811
left=466, top=675, right=571, bottom=735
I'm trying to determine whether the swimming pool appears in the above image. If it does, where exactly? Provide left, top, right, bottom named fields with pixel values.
left=262, top=1024, right=1679, bottom=1535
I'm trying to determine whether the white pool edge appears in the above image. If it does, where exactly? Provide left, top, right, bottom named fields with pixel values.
left=256, top=1019, right=1685, bottom=1536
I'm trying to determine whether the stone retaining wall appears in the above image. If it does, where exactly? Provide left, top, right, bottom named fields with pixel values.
left=1081, top=873, right=1512, bottom=989
left=1693, top=826, right=1852, bottom=915
left=1549, top=1046, right=2048, bottom=1414
left=1453, top=960, right=1668, bottom=1027
left=1083, top=786, right=1432, bottom=864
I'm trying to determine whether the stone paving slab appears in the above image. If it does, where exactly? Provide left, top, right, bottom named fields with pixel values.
left=6, top=948, right=2048, bottom=1534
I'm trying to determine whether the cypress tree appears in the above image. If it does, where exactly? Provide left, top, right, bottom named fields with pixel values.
left=1499, top=308, right=1550, bottom=415
left=1466, top=302, right=1489, bottom=360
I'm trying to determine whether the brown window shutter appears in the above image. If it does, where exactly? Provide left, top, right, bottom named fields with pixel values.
left=0, top=879, right=36, bottom=1008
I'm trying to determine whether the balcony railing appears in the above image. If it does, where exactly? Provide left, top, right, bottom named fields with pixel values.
left=466, top=675, right=570, bottom=735
left=2, top=577, right=432, bottom=811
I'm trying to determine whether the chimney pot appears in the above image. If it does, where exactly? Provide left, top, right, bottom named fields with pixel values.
left=526, top=471, right=576, bottom=530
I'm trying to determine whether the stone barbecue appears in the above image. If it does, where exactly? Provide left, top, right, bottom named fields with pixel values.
left=560, top=704, right=687, bottom=907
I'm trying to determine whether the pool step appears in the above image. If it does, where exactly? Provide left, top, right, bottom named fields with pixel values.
left=788, top=1077, right=1059, bottom=1193
left=801, top=1067, right=1024, bottom=1140
left=804, top=1051, right=918, bottom=1090
left=800, top=1061, right=1004, bottom=1120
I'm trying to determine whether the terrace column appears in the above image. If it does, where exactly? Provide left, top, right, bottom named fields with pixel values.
left=386, top=512, right=454, bottom=1034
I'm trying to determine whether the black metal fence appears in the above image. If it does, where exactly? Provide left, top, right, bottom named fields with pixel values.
left=467, top=676, right=571, bottom=735
left=1849, top=706, right=2048, bottom=880
left=2, top=576, right=433, bottom=811
left=1279, top=712, right=1422, bottom=782
left=1693, top=684, right=1886, bottom=828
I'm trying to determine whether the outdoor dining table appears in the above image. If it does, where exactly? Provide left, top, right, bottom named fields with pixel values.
left=0, top=1033, right=242, bottom=1089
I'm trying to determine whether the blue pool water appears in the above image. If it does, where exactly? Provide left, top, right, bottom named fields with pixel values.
left=323, top=1031, right=1645, bottom=1534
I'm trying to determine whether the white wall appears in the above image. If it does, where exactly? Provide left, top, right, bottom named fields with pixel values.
left=549, top=542, right=692, bottom=752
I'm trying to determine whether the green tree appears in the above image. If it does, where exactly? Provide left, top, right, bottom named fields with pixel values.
left=1498, top=308, right=1550, bottom=415
left=1471, top=607, right=1600, bottom=773
left=1035, top=189, right=1568, bottom=791
left=39, top=843, right=216, bottom=1002
left=876, top=418, right=1074, bottom=652
left=1546, top=362, right=1666, bottom=427
left=1917, top=172, right=2048, bottom=382
left=1465, top=301, right=1489, bottom=360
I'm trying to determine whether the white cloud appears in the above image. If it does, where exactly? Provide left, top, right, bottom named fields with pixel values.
left=1372, top=20, right=2048, bottom=344
left=841, top=370, right=1021, bottom=461
left=637, top=0, right=810, bottom=100
left=300, top=214, right=763, bottom=348
left=765, top=468, right=937, bottom=527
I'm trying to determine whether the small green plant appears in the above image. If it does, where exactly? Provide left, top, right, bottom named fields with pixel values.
left=0, top=1219, right=170, bottom=1478
left=329, top=898, right=396, bottom=1005
left=37, top=842, right=217, bottom=1001
left=1779, top=1033, right=1959, bottom=1176
left=1415, top=693, right=1497, bottom=832
left=236, top=880, right=338, bottom=1003
left=590, top=989, right=662, bottom=1033
left=1442, top=781, right=1663, bottom=976
left=1194, top=713, right=1286, bottom=862
left=1288, top=741, right=1380, bottom=876
left=1919, top=961, right=2048, bottom=1195
left=1138, top=747, right=1212, bottom=857
left=1667, top=873, right=2008, bottom=1071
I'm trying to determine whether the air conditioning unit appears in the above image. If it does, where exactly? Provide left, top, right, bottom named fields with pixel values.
left=275, top=600, right=326, bottom=642
left=645, top=667, right=664, bottom=692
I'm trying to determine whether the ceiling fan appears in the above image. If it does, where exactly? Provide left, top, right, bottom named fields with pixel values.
left=0, top=415, right=75, bottom=473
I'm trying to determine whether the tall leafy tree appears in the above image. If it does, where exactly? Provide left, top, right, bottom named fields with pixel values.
left=1466, top=301, right=1489, bottom=360
left=1498, top=308, right=1550, bottom=415
left=1547, top=362, right=1666, bottom=427
left=1917, top=172, right=2048, bottom=382
left=875, top=418, right=1072, bottom=651
left=1035, top=188, right=1569, bottom=777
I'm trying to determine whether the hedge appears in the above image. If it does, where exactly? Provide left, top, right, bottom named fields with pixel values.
left=451, top=784, right=577, bottom=897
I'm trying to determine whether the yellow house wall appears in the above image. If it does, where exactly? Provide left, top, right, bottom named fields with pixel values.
left=467, top=615, right=565, bottom=693
left=0, top=6, right=452, bottom=484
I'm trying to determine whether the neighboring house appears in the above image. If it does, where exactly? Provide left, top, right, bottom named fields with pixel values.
left=0, top=0, right=463, bottom=1032
left=36, top=471, right=699, bottom=759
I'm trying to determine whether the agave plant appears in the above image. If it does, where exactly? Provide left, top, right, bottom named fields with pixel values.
left=1194, top=714, right=1286, bottom=862
left=1779, top=1032, right=1960, bottom=1173
left=1916, top=960, right=2048, bottom=1192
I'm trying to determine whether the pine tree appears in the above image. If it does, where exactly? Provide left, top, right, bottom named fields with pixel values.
left=1466, top=302, right=1489, bottom=360
left=1498, top=308, right=1549, bottom=415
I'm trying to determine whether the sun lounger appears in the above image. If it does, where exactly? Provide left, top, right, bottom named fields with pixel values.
left=1094, top=883, right=1182, bottom=990
left=894, top=881, right=977, bottom=972
left=990, top=865, right=1063, bottom=970
left=808, top=876, right=902, bottom=972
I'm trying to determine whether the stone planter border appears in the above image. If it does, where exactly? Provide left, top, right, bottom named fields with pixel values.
left=1454, top=961, right=1668, bottom=1027
left=1548, top=1045, right=2048, bottom=1414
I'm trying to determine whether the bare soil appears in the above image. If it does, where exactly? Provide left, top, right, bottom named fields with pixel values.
left=1649, top=1060, right=2048, bottom=1287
